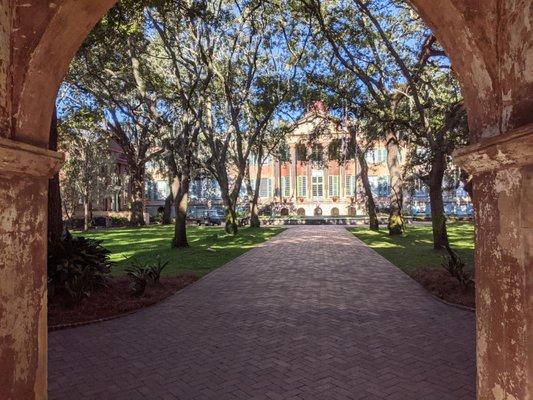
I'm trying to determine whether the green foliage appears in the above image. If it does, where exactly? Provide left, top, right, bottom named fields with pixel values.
left=48, top=231, right=114, bottom=303
left=73, top=226, right=284, bottom=278
left=124, top=255, right=169, bottom=295
left=388, top=215, right=405, bottom=236
left=441, top=245, right=472, bottom=290
left=146, top=257, right=170, bottom=284
left=351, top=223, right=474, bottom=273
left=125, top=260, right=150, bottom=297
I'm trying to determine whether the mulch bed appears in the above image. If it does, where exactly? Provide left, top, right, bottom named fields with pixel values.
left=409, top=268, right=475, bottom=309
left=48, top=274, right=198, bottom=328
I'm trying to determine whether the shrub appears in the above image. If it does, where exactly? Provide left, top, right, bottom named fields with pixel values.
left=441, top=245, right=472, bottom=290
left=48, top=231, right=113, bottom=303
left=125, top=261, right=149, bottom=297
left=125, top=257, right=170, bottom=295
left=146, top=257, right=169, bottom=284
left=110, top=216, right=130, bottom=227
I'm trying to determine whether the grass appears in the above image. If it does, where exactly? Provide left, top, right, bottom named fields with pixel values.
left=74, top=225, right=284, bottom=278
left=349, top=222, right=474, bottom=273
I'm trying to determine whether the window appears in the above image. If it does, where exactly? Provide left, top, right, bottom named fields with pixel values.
left=251, top=178, right=272, bottom=198
left=312, top=175, right=324, bottom=198
left=259, top=178, right=272, bottom=198
left=296, top=143, right=307, bottom=162
left=328, top=175, right=340, bottom=197
left=297, top=176, right=307, bottom=197
left=146, top=180, right=170, bottom=201
left=365, top=148, right=387, bottom=163
left=281, top=176, right=291, bottom=197
left=251, top=153, right=274, bottom=166
left=310, top=144, right=323, bottom=163
left=346, top=175, right=356, bottom=196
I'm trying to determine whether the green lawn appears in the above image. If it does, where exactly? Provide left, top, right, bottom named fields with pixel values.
left=349, top=222, right=474, bottom=273
left=74, top=225, right=284, bottom=278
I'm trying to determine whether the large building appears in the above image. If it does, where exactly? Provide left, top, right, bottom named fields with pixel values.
left=247, top=102, right=394, bottom=217
left=73, top=103, right=471, bottom=222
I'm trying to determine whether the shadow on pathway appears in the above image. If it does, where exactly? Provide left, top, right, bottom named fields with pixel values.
left=49, top=226, right=475, bottom=400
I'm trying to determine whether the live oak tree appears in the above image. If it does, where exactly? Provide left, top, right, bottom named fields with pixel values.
left=299, top=0, right=407, bottom=234
left=63, top=2, right=167, bottom=226
left=289, top=43, right=381, bottom=230
left=246, top=124, right=291, bottom=228
left=147, top=1, right=214, bottom=247
left=299, top=0, right=465, bottom=246
left=196, top=0, right=304, bottom=234
left=60, top=111, right=117, bottom=231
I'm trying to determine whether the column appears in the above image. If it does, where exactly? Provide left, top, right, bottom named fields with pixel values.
left=453, top=125, right=533, bottom=400
left=0, top=138, right=63, bottom=400
left=291, top=144, right=297, bottom=198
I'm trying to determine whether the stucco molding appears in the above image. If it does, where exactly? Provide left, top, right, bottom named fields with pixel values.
left=0, top=137, right=64, bottom=178
left=453, top=123, right=533, bottom=175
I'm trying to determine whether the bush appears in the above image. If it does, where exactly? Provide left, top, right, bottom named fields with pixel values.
left=442, top=245, right=472, bottom=290
left=125, top=257, right=170, bottom=296
left=125, top=261, right=149, bottom=297
left=146, top=257, right=169, bottom=284
left=48, top=231, right=113, bottom=303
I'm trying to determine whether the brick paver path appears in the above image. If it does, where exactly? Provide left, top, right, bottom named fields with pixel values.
left=49, top=226, right=475, bottom=399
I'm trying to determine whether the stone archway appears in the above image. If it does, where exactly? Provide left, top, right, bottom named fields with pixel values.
left=0, top=1, right=531, bottom=399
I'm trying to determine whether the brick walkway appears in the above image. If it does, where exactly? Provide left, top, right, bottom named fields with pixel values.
left=49, top=226, right=476, bottom=399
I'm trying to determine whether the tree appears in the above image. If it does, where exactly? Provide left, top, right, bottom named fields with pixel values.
left=246, top=124, right=290, bottom=227
left=147, top=1, right=215, bottom=247
left=63, top=2, right=167, bottom=226
left=60, top=112, right=117, bottom=231
left=196, top=0, right=304, bottom=234
left=299, top=0, right=464, bottom=243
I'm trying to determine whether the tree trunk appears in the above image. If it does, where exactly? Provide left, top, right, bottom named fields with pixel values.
left=248, top=155, right=263, bottom=228
left=130, top=166, right=146, bottom=226
left=172, top=178, right=190, bottom=248
left=225, top=204, right=239, bottom=234
left=385, top=130, right=404, bottom=235
left=48, top=106, right=63, bottom=243
left=162, top=193, right=173, bottom=225
left=459, top=169, right=473, bottom=199
left=357, top=151, right=379, bottom=230
left=83, top=199, right=90, bottom=232
left=218, top=172, right=239, bottom=235
left=428, top=151, right=449, bottom=249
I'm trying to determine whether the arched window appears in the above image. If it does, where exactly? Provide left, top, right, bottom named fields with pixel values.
left=310, top=143, right=324, bottom=163
left=297, top=208, right=306, bottom=216
left=296, top=142, right=308, bottom=162
left=331, top=207, right=340, bottom=216
left=328, top=139, right=342, bottom=162
left=280, top=207, right=289, bottom=216
left=314, top=206, right=323, bottom=216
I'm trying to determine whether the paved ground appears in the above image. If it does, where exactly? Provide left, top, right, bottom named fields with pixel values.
left=49, top=226, right=476, bottom=400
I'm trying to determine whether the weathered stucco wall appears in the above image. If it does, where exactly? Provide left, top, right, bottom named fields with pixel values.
left=411, top=0, right=533, bottom=141
left=0, top=175, right=48, bottom=400
left=3, top=0, right=116, bottom=147
left=0, top=1, right=12, bottom=137
left=455, top=126, right=533, bottom=400
left=0, top=138, right=63, bottom=400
